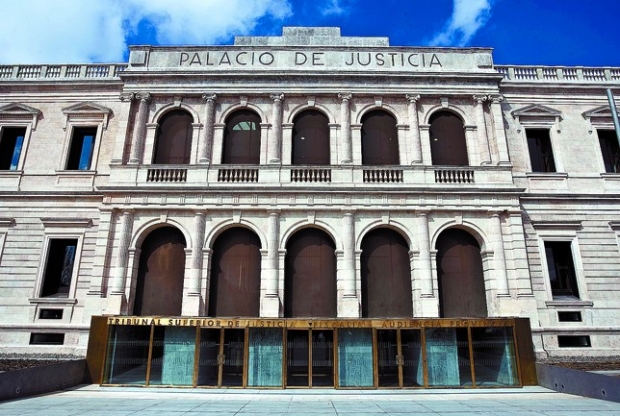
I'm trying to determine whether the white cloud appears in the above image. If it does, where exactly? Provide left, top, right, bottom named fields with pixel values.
left=430, top=0, right=494, bottom=46
left=321, top=0, right=348, bottom=16
left=0, top=0, right=292, bottom=64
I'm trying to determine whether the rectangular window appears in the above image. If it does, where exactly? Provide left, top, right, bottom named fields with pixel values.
left=544, top=241, right=579, bottom=299
left=558, top=335, right=591, bottom=348
left=598, top=130, right=620, bottom=173
left=41, top=239, right=78, bottom=298
left=527, top=129, right=556, bottom=172
left=0, top=127, right=26, bottom=170
left=30, top=333, right=65, bottom=345
left=66, top=127, right=96, bottom=170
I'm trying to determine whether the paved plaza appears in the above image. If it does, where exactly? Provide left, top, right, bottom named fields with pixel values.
left=1, top=385, right=619, bottom=415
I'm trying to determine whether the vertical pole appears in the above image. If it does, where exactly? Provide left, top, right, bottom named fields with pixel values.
left=606, top=89, right=620, bottom=145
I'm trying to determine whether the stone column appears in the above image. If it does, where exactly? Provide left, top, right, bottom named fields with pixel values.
left=189, top=212, right=206, bottom=295
left=488, top=94, right=510, bottom=165
left=262, top=211, right=281, bottom=317
left=342, top=211, right=356, bottom=296
left=111, top=211, right=133, bottom=294
left=199, top=93, right=217, bottom=164
left=339, top=93, right=353, bottom=164
left=128, top=92, right=151, bottom=164
left=406, top=94, right=422, bottom=164
left=417, top=211, right=434, bottom=297
left=268, top=93, right=284, bottom=163
left=111, top=92, right=135, bottom=164
left=490, top=211, right=510, bottom=296
left=473, top=94, right=492, bottom=164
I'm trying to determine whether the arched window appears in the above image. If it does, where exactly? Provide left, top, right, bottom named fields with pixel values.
left=436, top=229, right=487, bottom=318
left=285, top=228, right=337, bottom=318
left=361, top=110, right=399, bottom=165
left=223, top=110, right=261, bottom=164
left=292, top=110, right=330, bottom=165
left=153, top=110, right=193, bottom=164
left=208, top=228, right=261, bottom=317
left=429, top=111, right=469, bottom=166
left=361, top=229, right=412, bottom=318
left=134, top=226, right=186, bottom=316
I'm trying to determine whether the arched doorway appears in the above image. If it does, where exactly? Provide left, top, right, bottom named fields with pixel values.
left=222, top=110, right=261, bottom=164
left=133, top=226, right=186, bottom=316
left=361, top=228, right=412, bottom=318
left=429, top=111, right=469, bottom=166
left=292, top=110, right=330, bottom=165
left=153, top=110, right=193, bottom=164
left=361, top=110, right=399, bottom=165
left=436, top=228, right=487, bottom=318
left=208, top=227, right=261, bottom=317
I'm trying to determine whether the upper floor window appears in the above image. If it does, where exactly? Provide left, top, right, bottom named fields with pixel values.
left=0, top=127, right=26, bottom=170
left=544, top=241, right=579, bottom=299
left=361, top=110, right=398, bottom=165
left=598, top=130, right=620, bottom=173
left=292, top=110, right=329, bottom=165
left=153, top=110, right=193, bottom=164
left=223, top=110, right=261, bottom=164
left=66, top=127, right=97, bottom=170
left=41, top=238, right=78, bottom=298
left=526, top=129, right=556, bottom=172
left=429, top=111, right=468, bottom=166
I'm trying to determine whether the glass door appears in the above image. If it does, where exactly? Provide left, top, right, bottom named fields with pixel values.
left=376, top=329, right=423, bottom=388
left=197, top=328, right=245, bottom=387
left=286, top=329, right=334, bottom=387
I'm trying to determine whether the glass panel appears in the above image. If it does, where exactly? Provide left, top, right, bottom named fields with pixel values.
left=10, top=133, right=23, bottom=170
left=472, top=327, right=518, bottom=386
left=338, top=329, right=373, bottom=387
left=312, top=330, right=333, bottom=387
left=197, top=329, right=220, bottom=386
left=377, top=330, right=399, bottom=387
left=78, top=133, right=94, bottom=170
left=104, top=325, right=150, bottom=385
left=425, top=328, right=472, bottom=386
left=247, top=328, right=283, bottom=387
left=286, top=330, right=309, bottom=386
left=149, top=327, right=195, bottom=386
left=221, top=329, right=245, bottom=387
left=401, top=330, right=423, bottom=387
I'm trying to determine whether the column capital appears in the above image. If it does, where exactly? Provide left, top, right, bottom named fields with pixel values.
left=338, top=92, right=352, bottom=102
left=202, top=93, right=217, bottom=102
left=473, top=94, right=487, bottom=104
left=270, top=93, right=284, bottom=102
left=406, top=93, right=421, bottom=103
left=119, top=92, right=135, bottom=102
left=487, top=93, right=504, bottom=104
left=135, top=92, right=151, bottom=102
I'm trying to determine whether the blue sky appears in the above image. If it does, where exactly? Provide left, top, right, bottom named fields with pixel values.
left=1, top=0, right=619, bottom=66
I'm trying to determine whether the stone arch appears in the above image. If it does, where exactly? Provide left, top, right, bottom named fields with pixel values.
left=430, top=220, right=489, bottom=252
left=150, top=102, right=200, bottom=124
left=354, top=103, right=403, bottom=124
left=280, top=220, right=343, bottom=252
left=218, top=102, right=267, bottom=125
left=423, top=105, right=470, bottom=125
left=205, top=219, right=267, bottom=251
left=286, top=103, right=336, bottom=124
left=131, top=218, right=193, bottom=250
left=356, top=220, right=414, bottom=251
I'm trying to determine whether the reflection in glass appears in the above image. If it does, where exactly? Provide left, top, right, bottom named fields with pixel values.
left=377, top=330, right=399, bottom=387
left=222, top=329, right=245, bottom=386
left=401, top=330, right=423, bottom=387
left=338, top=329, right=373, bottom=387
left=197, top=329, right=220, bottom=386
left=312, top=330, right=334, bottom=387
left=286, top=331, right=308, bottom=386
left=248, top=328, right=283, bottom=387
left=149, top=327, right=195, bottom=386
left=426, top=328, right=471, bottom=386
left=472, top=327, right=518, bottom=386
left=104, top=325, right=151, bottom=385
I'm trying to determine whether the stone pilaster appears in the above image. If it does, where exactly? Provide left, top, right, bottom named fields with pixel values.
left=262, top=211, right=281, bottom=317
left=488, top=94, right=511, bottom=165
left=111, top=92, right=135, bottom=164
left=339, top=211, right=359, bottom=317
left=406, top=94, right=422, bottom=163
left=268, top=93, right=284, bottom=163
left=473, top=94, right=492, bottom=164
left=490, top=211, right=510, bottom=296
left=339, top=93, right=352, bottom=163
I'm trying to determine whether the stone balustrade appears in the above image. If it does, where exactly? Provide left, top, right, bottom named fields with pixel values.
left=496, top=65, right=620, bottom=82
left=0, top=64, right=127, bottom=80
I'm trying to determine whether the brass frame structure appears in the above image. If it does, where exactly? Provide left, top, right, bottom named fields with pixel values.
left=86, top=316, right=537, bottom=389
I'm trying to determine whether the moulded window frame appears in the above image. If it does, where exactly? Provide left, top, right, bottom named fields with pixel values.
left=524, top=127, right=560, bottom=174
left=32, top=226, right=88, bottom=302
left=536, top=233, right=587, bottom=303
left=0, top=123, right=33, bottom=172
left=595, top=128, right=620, bottom=174
left=58, top=122, right=103, bottom=172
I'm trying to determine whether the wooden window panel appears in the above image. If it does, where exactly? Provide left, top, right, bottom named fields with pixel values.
left=598, top=130, right=620, bottom=173
left=208, top=228, right=261, bottom=317
left=526, top=129, right=556, bottom=173
left=361, top=111, right=399, bottom=165
left=223, top=110, right=261, bottom=164
left=285, top=228, right=337, bottom=318
left=292, top=110, right=330, bottom=165
left=361, top=229, right=412, bottom=318
left=153, top=110, right=193, bottom=164
left=436, top=229, right=487, bottom=318
left=134, top=227, right=186, bottom=316
left=429, top=111, right=468, bottom=166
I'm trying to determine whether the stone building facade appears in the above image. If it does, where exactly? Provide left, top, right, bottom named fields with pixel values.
left=0, top=27, right=618, bottom=367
